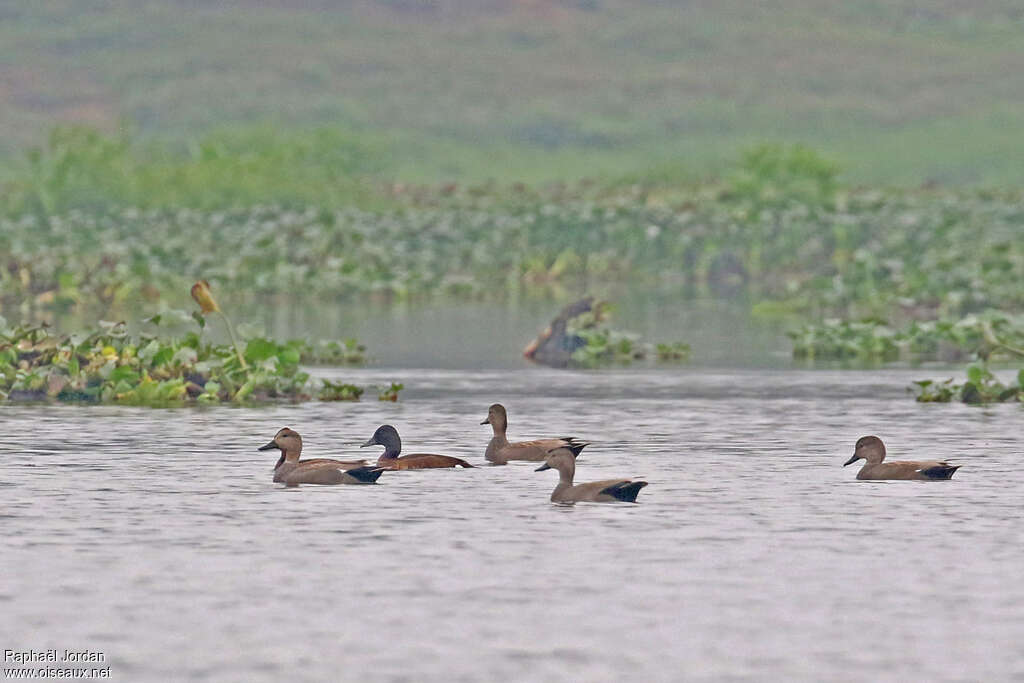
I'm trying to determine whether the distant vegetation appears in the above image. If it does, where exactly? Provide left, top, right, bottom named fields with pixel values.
left=2, top=2, right=1024, bottom=184
left=0, top=130, right=1019, bottom=397
left=2, top=139, right=1020, bottom=329
left=789, top=311, right=1024, bottom=363
left=1, top=3, right=1020, bottom=398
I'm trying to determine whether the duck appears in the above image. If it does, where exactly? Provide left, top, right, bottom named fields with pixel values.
left=360, top=424, right=474, bottom=470
left=481, top=403, right=588, bottom=465
left=843, top=435, right=960, bottom=480
left=535, top=446, right=647, bottom=503
left=258, top=427, right=383, bottom=485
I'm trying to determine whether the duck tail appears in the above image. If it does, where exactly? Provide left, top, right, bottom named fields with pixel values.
left=345, top=466, right=384, bottom=484
left=601, top=480, right=648, bottom=502
left=560, top=439, right=589, bottom=457
left=920, top=464, right=960, bottom=480
left=456, top=458, right=476, bottom=468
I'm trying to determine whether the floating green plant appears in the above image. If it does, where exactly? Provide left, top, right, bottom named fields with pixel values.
left=790, top=311, right=1024, bottom=363
left=317, top=380, right=364, bottom=402
left=525, top=298, right=691, bottom=368
left=376, top=382, right=404, bottom=402
left=655, top=342, right=693, bottom=362
left=300, top=338, right=367, bottom=365
left=2, top=178, right=1020, bottom=322
left=0, top=313, right=393, bottom=406
left=913, top=364, right=1023, bottom=404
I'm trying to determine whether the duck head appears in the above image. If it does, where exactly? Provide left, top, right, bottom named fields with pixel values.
left=844, top=435, right=886, bottom=467
left=480, top=403, right=507, bottom=432
left=361, top=424, right=402, bottom=459
left=535, top=447, right=577, bottom=478
left=259, top=427, right=302, bottom=466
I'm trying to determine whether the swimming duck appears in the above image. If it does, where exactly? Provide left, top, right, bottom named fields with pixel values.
left=259, top=427, right=382, bottom=485
left=536, top=446, right=647, bottom=503
left=360, top=424, right=474, bottom=470
left=843, top=435, right=960, bottom=480
left=481, top=403, right=588, bottom=465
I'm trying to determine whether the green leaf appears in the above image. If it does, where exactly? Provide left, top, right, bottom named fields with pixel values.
left=966, top=364, right=984, bottom=385
left=109, top=365, right=139, bottom=384
left=152, top=346, right=174, bottom=366
left=172, top=347, right=198, bottom=365
left=244, top=338, right=279, bottom=363
left=278, top=347, right=301, bottom=366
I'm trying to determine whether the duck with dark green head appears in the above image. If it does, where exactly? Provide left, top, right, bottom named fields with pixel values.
left=361, top=424, right=474, bottom=470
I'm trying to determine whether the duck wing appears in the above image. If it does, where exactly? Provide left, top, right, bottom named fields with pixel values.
left=502, top=438, right=588, bottom=461
left=916, top=461, right=960, bottom=480
left=599, top=480, right=648, bottom=502
left=565, top=478, right=645, bottom=502
left=284, top=460, right=381, bottom=485
left=388, top=454, right=475, bottom=470
left=298, top=457, right=368, bottom=469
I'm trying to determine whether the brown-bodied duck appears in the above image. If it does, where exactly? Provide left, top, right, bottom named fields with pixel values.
left=481, top=403, right=588, bottom=465
left=843, top=435, right=960, bottom=481
left=259, top=427, right=382, bottom=485
left=536, top=446, right=647, bottom=503
left=361, top=424, right=474, bottom=470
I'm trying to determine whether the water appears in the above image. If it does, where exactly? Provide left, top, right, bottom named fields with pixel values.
left=2, top=365, right=1023, bottom=681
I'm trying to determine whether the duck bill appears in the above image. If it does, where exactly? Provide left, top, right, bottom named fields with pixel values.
left=843, top=454, right=861, bottom=467
left=360, top=438, right=376, bottom=448
left=535, top=463, right=551, bottom=472
left=480, top=417, right=490, bottom=425
left=258, top=441, right=279, bottom=451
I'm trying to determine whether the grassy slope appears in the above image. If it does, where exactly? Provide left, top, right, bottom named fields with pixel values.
left=1, top=0, right=1024, bottom=185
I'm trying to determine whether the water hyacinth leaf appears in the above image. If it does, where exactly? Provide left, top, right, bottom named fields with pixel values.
left=109, top=365, right=140, bottom=384
left=194, top=359, right=223, bottom=373
left=172, top=347, right=198, bottom=365
left=138, top=339, right=161, bottom=361
left=244, top=338, right=278, bottom=363
left=277, top=347, right=301, bottom=366
left=151, top=346, right=174, bottom=367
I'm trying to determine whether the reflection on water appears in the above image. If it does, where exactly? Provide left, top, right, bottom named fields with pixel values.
left=2, top=367, right=1022, bottom=681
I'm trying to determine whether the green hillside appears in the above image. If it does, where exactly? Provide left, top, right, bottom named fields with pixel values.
left=2, top=1, right=1024, bottom=185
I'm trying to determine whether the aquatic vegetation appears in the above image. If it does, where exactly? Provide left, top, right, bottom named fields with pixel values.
left=2, top=176, right=1020, bottom=322
left=655, top=342, right=692, bottom=362
left=566, top=302, right=644, bottom=365
left=790, top=311, right=1024, bottom=363
left=317, top=380, right=364, bottom=402
left=0, top=314, right=391, bottom=406
left=191, top=279, right=248, bottom=369
left=569, top=326, right=646, bottom=367
left=300, top=338, right=367, bottom=365
left=789, top=319, right=901, bottom=362
left=529, top=299, right=690, bottom=368
left=913, top=364, right=1023, bottom=404
left=377, top=382, right=404, bottom=402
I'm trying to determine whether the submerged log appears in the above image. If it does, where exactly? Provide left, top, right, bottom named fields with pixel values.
left=523, top=296, right=594, bottom=368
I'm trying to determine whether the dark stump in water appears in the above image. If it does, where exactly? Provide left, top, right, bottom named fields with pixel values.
left=522, top=297, right=594, bottom=368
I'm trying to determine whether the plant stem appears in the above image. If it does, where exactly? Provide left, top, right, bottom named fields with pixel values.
left=217, top=310, right=248, bottom=370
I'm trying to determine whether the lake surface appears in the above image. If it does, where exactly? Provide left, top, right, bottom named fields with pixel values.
left=2, top=365, right=1023, bottom=682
